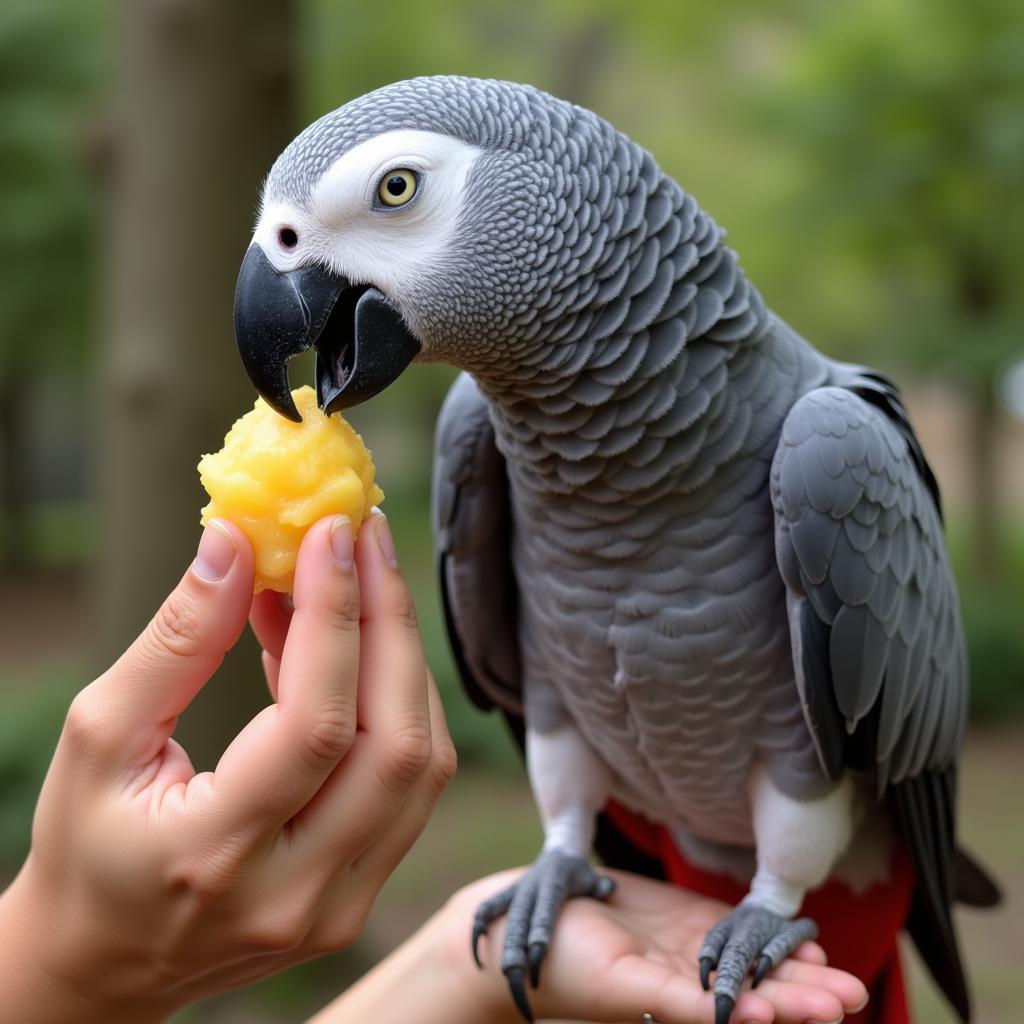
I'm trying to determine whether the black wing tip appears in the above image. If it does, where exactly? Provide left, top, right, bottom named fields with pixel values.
left=849, top=376, right=944, bottom=521
left=895, top=769, right=976, bottom=1024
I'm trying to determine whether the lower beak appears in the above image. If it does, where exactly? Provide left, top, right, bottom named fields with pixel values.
left=233, top=243, right=420, bottom=421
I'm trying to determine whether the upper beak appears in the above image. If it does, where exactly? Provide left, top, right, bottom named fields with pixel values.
left=233, top=243, right=420, bottom=421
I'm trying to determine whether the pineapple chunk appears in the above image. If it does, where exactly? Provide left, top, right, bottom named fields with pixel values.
left=198, top=386, right=384, bottom=592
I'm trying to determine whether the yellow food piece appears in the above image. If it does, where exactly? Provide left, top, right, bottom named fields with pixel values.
left=198, top=385, right=384, bottom=592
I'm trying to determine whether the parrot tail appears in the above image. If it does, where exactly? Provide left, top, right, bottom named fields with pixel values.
left=954, top=847, right=1002, bottom=908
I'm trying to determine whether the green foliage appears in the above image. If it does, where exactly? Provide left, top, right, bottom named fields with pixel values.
left=755, top=0, right=1024, bottom=373
left=945, top=513, right=1024, bottom=719
left=0, top=666, right=77, bottom=873
left=960, top=582, right=1024, bottom=719
left=0, top=500, right=94, bottom=567
left=0, top=0, right=107, bottom=378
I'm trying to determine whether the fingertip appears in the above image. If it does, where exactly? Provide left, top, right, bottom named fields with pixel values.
left=732, top=990, right=774, bottom=1024
left=292, top=516, right=359, bottom=609
left=792, top=941, right=828, bottom=966
left=184, top=522, right=255, bottom=649
left=329, top=514, right=354, bottom=571
left=208, top=516, right=250, bottom=550
left=805, top=992, right=845, bottom=1024
left=848, top=986, right=870, bottom=1014
left=354, top=513, right=419, bottom=635
left=297, top=514, right=336, bottom=557
left=212, top=517, right=255, bottom=568
left=193, top=517, right=253, bottom=585
left=372, top=508, right=399, bottom=567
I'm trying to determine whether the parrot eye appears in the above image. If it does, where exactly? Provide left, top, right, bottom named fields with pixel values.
left=377, top=168, right=418, bottom=207
left=278, top=227, right=298, bottom=249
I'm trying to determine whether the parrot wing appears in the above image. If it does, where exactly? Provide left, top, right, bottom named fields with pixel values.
left=770, top=372, right=977, bottom=1020
left=432, top=372, right=523, bottom=716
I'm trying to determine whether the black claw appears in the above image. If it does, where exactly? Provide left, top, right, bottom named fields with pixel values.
left=505, top=966, right=534, bottom=1023
left=528, top=942, right=546, bottom=988
left=751, top=953, right=772, bottom=988
left=471, top=923, right=486, bottom=969
left=714, top=993, right=735, bottom=1024
left=699, top=956, right=713, bottom=992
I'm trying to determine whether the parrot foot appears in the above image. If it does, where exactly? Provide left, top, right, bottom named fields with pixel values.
left=471, top=848, right=615, bottom=1023
left=697, top=901, right=818, bottom=1024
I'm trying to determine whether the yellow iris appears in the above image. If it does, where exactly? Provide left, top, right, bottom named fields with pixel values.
left=378, top=169, right=417, bottom=207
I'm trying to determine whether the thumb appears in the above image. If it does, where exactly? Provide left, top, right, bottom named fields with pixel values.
left=68, top=519, right=255, bottom=773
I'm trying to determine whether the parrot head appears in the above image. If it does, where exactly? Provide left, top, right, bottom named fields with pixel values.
left=234, top=75, right=623, bottom=420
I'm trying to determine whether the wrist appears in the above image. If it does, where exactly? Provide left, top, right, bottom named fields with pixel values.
left=432, top=892, right=519, bottom=1024
left=0, top=861, right=171, bottom=1024
left=309, top=889, right=519, bottom=1024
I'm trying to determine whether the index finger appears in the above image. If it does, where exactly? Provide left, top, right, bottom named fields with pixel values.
left=287, top=513, right=433, bottom=849
left=354, top=510, right=430, bottom=738
left=211, top=515, right=360, bottom=829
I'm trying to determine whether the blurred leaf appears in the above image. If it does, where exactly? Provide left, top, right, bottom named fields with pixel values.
left=0, top=0, right=107, bottom=379
left=0, top=666, right=78, bottom=872
left=752, top=0, right=1024, bottom=374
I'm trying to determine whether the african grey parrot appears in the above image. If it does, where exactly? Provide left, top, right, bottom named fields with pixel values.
left=231, top=76, right=999, bottom=1024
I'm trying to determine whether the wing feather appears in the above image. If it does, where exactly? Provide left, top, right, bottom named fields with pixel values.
left=770, top=378, right=976, bottom=1019
left=432, top=373, right=522, bottom=715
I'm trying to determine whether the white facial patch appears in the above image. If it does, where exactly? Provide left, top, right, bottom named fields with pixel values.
left=254, top=130, right=482, bottom=302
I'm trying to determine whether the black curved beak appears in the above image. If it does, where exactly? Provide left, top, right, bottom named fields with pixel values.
left=233, top=243, right=420, bottom=421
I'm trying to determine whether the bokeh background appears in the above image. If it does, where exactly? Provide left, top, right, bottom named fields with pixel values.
left=1, top=0, right=1021, bottom=1020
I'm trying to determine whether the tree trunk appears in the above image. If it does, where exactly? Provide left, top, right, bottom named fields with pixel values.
left=957, top=251, right=1003, bottom=583
left=0, top=353, right=32, bottom=570
left=94, top=0, right=295, bottom=768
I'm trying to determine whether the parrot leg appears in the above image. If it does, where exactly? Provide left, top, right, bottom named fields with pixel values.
left=698, top=900, right=819, bottom=1024
left=699, top=765, right=855, bottom=1024
left=471, top=722, right=614, bottom=1022
left=473, top=847, right=616, bottom=1022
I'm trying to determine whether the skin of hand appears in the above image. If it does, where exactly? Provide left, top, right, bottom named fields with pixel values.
left=0, top=511, right=456, bottom=1024
left=314, top=870, right=869, bottom=1024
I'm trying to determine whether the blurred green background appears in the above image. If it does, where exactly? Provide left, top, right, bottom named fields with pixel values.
left=0, top=0, right=1021, bottom=1021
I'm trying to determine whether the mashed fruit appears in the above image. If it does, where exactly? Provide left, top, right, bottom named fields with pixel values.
left=198, top=386, right=384, bottom=592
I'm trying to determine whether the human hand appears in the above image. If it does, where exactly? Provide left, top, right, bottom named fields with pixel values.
left=0, top=512, right=456, bottom=1024
left=442, top=870, right=868, bottom=1024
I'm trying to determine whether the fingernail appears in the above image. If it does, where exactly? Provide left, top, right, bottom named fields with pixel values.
left=195, top=520, right=237, bottom=582
left=373, top=510, right=398, bottom=567
left=330, top=515, right=354, bottom=571
left=850, top=994, right=869, bottom=1012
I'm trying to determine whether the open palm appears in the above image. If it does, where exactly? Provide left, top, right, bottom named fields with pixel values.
left=451, top=869, right=867, bottom=1024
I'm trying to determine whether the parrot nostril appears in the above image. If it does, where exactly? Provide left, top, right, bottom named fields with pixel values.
left=278, top=226, right=298, bottom=249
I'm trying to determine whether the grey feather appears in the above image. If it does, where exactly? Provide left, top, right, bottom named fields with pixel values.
left=770, top=381, right=972, bottom=1013
left=770, top=384, right=964, bottom=779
